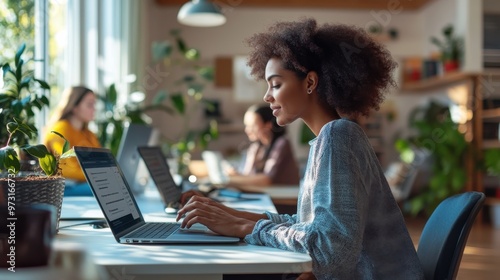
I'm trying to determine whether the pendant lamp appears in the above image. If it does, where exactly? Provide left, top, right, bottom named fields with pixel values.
left=177, top=0, right=226, bottom=27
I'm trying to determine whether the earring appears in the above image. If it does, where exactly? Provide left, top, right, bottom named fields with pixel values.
left=307, top=89, right=312, bottom=94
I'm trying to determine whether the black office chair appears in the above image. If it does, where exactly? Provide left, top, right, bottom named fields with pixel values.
left=417, top=191, right=485, bottom=280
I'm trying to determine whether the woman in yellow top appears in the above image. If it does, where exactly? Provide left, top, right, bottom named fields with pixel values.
left=44, top=86, right=101, bottom=196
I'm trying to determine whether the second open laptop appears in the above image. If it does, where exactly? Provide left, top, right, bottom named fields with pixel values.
left=136, top=146, right=182, bottom=213
left=74, top=146, right=239, bottom=244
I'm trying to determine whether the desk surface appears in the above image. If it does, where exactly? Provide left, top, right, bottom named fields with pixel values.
left=54, top=190, right=311, bottom=280
left=236, top=185, right=300, bottom=207
left=237, top=185, right=300, bottom=199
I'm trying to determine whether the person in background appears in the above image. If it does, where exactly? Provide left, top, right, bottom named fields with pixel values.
left=44, top=86, right=101, bottom=196
left=227, top=104, right=300, bottom=187
left=177, top=18, right=424, bottom=280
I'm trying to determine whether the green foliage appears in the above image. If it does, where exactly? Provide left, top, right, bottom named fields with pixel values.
left=149, top=30, right=219, bottom=176
left=396, top=100, right=468, bottom=216
left=95, top=30, right=218, bottom=177
left=95, top=83, right=174, bottom=156
left=0, top=43, right=50, bottom=147
left=430, top=24, right=463, bottom=62
left=0, top=0, right=35, bottom=62
left=483, top=148, right=500, bottom=176
left=0, top=119, right=70, bottom=176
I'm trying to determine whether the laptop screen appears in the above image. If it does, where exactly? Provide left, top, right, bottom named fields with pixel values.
left=116, top=124, right=159, bottom=194
left=137, top=147, right=182, bottom=205
left=74, top=147, right=144, bottom=235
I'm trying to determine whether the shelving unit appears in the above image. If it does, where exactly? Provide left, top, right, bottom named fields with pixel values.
left=401, top=71, right=477, bottom=92
left=476, top=71, right=500, bottom=205
left=400, top=71, right=479, bottom=193
left=402, top=70, right=500, bottom=219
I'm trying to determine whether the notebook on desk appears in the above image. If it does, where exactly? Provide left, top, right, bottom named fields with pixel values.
left=74, top=146, right=239, bottom=244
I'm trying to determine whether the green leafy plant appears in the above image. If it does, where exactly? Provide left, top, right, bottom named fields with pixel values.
left=483, top=148, right=500, bottom=176
left=395, top=100, right=468, bottom=216
left=0, top=43, right=50, bottom=147
left=149, top=29, right=218, bottom=177
left=95, top=30, right=218, bottom=174
left=95, top=83, right=173, bottom=156
left=0, top=119, right=71, bottom=176
left=430, top=24, right=463, bottom=63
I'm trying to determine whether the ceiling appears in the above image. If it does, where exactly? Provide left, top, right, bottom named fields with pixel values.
left=156, top=0, right=434, bottom=11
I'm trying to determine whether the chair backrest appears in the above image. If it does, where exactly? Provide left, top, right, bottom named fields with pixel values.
left=417, top=191, right=485, bottom=280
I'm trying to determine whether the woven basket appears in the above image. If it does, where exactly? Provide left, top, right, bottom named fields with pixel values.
left=0, top=176, right=65, bottom=231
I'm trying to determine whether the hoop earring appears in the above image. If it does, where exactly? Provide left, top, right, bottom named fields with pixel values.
left=307, top=89, right=312, bottom=94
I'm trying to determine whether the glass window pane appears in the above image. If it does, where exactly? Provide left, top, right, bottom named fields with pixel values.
left=47, top=0, right=67, bottom=118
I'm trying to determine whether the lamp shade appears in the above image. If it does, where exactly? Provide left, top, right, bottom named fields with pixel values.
left=177, top=0, right=226, bottom=27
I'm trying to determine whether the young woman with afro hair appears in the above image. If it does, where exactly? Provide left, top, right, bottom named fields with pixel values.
left=177, top=18, right=425, bottom=280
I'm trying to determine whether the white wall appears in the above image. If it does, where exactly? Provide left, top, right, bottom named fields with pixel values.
left=141, top=0, right=476, bottom=165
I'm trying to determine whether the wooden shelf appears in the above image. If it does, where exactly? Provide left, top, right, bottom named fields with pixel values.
left=486, top=197, right=500, bottom=206
left=400, top=72, right=478, bottom=92
left=483, top=108, right=500, bottom=122
left=483, top=140, right=500, bottom=149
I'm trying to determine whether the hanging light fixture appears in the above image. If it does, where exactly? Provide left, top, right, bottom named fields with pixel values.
left=177, top=0, right=226, bottom=27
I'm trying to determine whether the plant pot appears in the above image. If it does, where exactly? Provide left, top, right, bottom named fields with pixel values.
left=443, top=60, right=459, bottom=73
left=0, top=176, right=65, bottom=232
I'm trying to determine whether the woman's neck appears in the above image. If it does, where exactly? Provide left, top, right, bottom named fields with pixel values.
left=67, top=116, right=85, bottom=131
left=260, top=132, right=273, bottom=146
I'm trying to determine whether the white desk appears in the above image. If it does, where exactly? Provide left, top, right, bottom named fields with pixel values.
left=237, top=185, right=300, bottom=206
left=53, top=190, right=312, bottom=280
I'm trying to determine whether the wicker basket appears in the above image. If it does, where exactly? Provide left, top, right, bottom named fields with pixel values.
left=0, top=176, right=65, bottom=231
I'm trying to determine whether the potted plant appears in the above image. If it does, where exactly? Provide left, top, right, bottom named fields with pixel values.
left=0, top=43, right=68, bottom=231
left=430, top=24, right=463, bottom=73
left=394, top=100, right=468, bottom=216
left=0, top=119, right=71, bottom=231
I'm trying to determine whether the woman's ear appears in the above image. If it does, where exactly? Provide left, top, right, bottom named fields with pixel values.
left=306, top=71, right=319, bottom=90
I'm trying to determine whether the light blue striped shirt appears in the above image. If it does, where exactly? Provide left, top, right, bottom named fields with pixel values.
left=244, top=119, right=424, bottom=279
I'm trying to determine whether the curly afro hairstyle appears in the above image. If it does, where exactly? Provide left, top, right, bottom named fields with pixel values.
left=245, top=18, right=397, bottom=116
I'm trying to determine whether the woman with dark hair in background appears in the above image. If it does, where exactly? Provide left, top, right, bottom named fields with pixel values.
left=44, top=86, right=101, bottom=196
left=227, top=104, right=300, bottom=187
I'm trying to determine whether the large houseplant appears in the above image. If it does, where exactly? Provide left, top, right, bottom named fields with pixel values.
left=149, top=29, right=218, bottom=177
left=395, top=100, right=468, bottom=216
left=0, top=43, right=68, bottom=230
left=0, top=44, right=50, bottom=147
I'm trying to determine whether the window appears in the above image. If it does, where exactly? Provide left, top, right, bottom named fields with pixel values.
left=1, top=0, right=141, bottom=142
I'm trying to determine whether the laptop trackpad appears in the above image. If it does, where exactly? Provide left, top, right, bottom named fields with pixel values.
left=179, top=223, right=210, bottom=233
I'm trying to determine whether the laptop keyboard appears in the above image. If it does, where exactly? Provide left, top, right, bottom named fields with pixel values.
left=125, top=223, right=180, bottom=239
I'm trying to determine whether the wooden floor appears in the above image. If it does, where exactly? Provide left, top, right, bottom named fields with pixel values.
left=406, top=215, right=500, bottom=279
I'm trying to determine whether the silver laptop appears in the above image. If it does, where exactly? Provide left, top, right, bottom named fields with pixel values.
left=137, top=146, right=182, bottom=213
left=117, top=123, right=159, bottom=195
left=74, top=146, right=239, bottom=244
